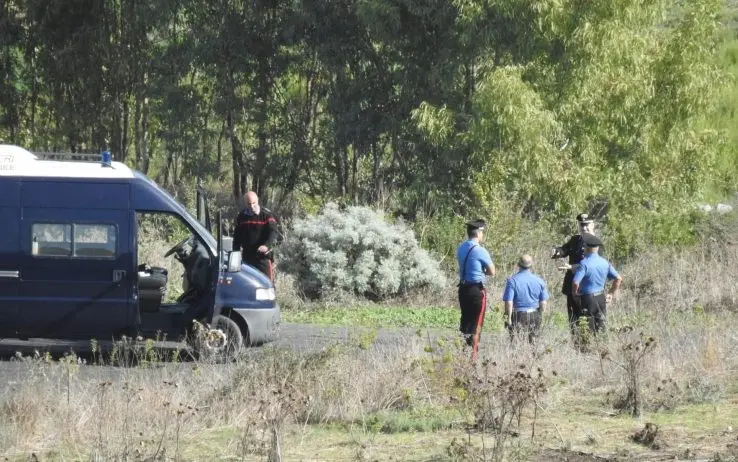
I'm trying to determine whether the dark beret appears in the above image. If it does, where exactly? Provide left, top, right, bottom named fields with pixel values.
left=582, top=233, right=602, bottom=247
left=465, top=219, right=487, bottom=230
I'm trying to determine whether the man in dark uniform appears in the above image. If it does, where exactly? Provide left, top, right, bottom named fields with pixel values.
left=572, top=233, right=622, bottom=334
left=232, top=191, right=278, bottom=283
left=502, top=254, right=549, bottom=344
left=456, top=219, right=495, bottom=360
left=551, top=213, right=598, bottom=337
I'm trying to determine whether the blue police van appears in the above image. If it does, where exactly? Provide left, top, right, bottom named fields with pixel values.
left=0, top=144, right=279, bottom=359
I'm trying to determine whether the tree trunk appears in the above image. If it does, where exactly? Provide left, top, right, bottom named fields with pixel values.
left=161, top=149, right=175, bottom=188
left=141, top=82, right=150, bottom=174
left=334, top=146, right=347, bottom=197
left=217, top=120, right=225, bottom=176
left=134, top=73, right=150, bottom=174
left=463, top=61, right=476, bottom=113
left=1, top=33, right=19, bottom=142
left=227, top=111, right=246, bottom=200
left=134, top=94, right=142, bottom=166
left=252, top=127, right=268, bottom=196
left=251, top=53, right=272, bottom=198
left=284, top=67, right=316, bottom=195
left=351, top=146, right=359, bottom=204
left=371, top=142, right=381, bottom=203
left=201, top=106, right=210, bottom=175
left=121, top=98, right=130, bottom=162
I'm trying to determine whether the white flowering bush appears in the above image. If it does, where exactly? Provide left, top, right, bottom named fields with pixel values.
left=279, top=203, right=447, bottom=299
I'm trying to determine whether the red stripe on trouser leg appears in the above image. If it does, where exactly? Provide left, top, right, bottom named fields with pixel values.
left=471, top=288, right=487, bottom=361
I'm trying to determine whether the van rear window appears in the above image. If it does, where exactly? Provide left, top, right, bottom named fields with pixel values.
left=32, top=223, right=117, bottom=259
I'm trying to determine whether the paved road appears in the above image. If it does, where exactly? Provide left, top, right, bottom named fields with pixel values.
left=0, top=323, right=454, bottom=388
left=0, top=322, right=442, bottom=357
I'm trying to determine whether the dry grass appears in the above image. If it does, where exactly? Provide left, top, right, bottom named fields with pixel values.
left=4, top=228, right=738, bottom=460
left=1, top=308, right=737, bottom=460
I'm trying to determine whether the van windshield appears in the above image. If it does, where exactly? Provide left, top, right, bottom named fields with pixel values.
left=135, top=173, right=217, bottom=253
left=188, top=211, right=217, bottom=251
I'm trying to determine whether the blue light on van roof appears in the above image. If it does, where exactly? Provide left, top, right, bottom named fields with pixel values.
left=101, top=151, right=112, bottom=167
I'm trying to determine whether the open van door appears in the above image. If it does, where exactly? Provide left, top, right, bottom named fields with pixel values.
left=196, top=181, right=211, bottom=233
left=205, top=211, right=241, bottom=319
left=203, top=211, right=223, bottom=323
left=194, top=211, right=245, bottom=361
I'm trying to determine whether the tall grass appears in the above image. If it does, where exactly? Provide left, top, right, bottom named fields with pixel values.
left=3, top=227, right=738, bottom=459
left=5, top=183, right=738, bottom=460
left=1, top=312, right=735, bottom=459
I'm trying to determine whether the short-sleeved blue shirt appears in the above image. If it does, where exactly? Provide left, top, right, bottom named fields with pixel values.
left=572, top=253, right=620, bottom=295
left=456, top=239, right=493, bottom=283
left=502, top=269, right=550, bottom=312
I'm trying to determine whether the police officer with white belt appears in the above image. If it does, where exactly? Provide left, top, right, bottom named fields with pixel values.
left=572, top=233, right=622, bottom=334
left=502, top=254, right=549, bottom=344
left=456, top=219, right=495, bottom=360
left=551, top=213, right=598, bottom=335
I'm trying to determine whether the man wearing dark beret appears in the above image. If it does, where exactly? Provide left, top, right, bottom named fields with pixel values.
left=551, top=213, right=601, bottom=339
left=572, top=233, right=622, bottom=335
left=456, top=219, right=495, bottom=360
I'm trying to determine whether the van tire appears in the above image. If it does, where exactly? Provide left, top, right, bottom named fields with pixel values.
left=222, top=308, right=251, bottom=347
left=192, top=315, right=243, bottom=362
left=212, top=314, right=244, bottom=361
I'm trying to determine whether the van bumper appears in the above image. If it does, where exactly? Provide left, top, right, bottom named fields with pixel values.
left=233, top=304, right=280, bottom=345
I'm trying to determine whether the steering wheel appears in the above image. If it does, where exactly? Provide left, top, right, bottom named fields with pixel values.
left=164, top=235, right=194, bottom=258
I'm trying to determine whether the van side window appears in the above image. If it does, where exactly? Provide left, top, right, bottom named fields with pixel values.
left=73, top=224, right=117, bottom=259
left=32, top=223, right=72, bottom=257
left=31, top=223, right=117, bottom=259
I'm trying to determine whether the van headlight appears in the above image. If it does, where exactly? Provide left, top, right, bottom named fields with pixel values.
left=255, top=288, right=275, bottom=301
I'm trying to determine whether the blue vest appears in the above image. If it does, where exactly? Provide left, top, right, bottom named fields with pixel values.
left=572, top=253, right=619, bottom=295
left=456, top=239, right=493, bottom=283
left=502, top=269, right=549, bottom=311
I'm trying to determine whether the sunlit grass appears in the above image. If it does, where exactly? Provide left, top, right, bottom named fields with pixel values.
left=281, top=304, right=460, bottom=329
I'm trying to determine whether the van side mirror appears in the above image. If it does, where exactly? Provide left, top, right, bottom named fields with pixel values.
left=226, top=251, right=242, bottom=273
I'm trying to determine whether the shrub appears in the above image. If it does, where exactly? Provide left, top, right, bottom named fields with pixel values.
left=279, top=202, right=447, bottom=300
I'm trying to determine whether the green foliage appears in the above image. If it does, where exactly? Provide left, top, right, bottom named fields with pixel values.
left=412, top=213, right=466, bottom=271
left=601, top=208, right=703, bottom=261
left=468, top=65, right=571, bottom=214
left=698, top=6, right=738, bottom=199
left=416, top=0, right=726, bottom=256
left=0, top=0, right=736, bottom=268
left=282, top=305, right=458, bottom=329
left=359, top=406, right=462, bottom=434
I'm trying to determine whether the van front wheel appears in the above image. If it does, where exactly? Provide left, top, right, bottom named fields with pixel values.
left=196, top=315, right=244, bottom=362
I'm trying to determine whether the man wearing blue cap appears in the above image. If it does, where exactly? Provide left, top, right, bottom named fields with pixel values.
left=572, top=233, right=622, bottom=334
left=456, top=219, right=495, bottom=360
left=502, top=254, right=549, bottom=344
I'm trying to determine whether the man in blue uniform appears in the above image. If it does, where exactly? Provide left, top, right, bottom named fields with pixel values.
left=456, top=219, right=495, bottom=360
left=502, top=254, right=549, bottom=344
left=572, top=233, right=622, bottom=334
left=551, top=213, right=599, bottom=335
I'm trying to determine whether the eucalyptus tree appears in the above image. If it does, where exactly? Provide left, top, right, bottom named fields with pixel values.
left=413, top=0, right=724, bottom=254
